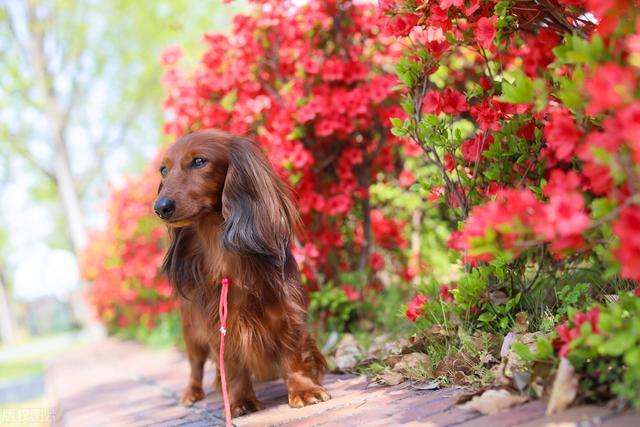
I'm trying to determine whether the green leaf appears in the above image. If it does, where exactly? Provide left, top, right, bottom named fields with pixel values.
left=511, top=342, right=534, bottom=361
left=535, top=337, right=554, bottom=360
left=220, top=90, right=237, bottom=112
left=478, top=312, right=497, bottom=323
left=591, top=198, right=617, bottom=220
left=498, top=70, right=534, bottom=104
left=286, top=126, right=305, bottom=141
left=556, top=70, right=584, bottom=111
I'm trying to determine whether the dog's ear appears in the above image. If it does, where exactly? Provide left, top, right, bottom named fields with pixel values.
left=162, top=226, right=194, bottom=299
left=221, top=137, right=299, bottom=265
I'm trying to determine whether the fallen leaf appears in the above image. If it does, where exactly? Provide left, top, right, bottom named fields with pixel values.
left=458, top=389, right=528, bottom=415
left=452, top=370, right=471, bottom=385
left=455, top=387, right=491, bottom=404
left=402, top=334, right=427, bottom=354
left=333, top=334, right=364, bottom=371
left=500, top=332, right=519, bottom=359
left=410, top=380, right=440, bottom=390
left=546, top=358, right=578, bottom=415
left=425, top=324, right=455, bottom=343
left=490, top=291, right=510, bottom=305
left=372, top=371, right=405, bottom=386
left=385, top=338, right=408, bottom=355
left=392, top=352, right=431, bottom=375
left=512, top=370, right=531, bottom=392
left=383, top=354, right=402, bottom=368
left=435, top=351, right=477, bottom=378
left=480, top=351, right=499, bottom=367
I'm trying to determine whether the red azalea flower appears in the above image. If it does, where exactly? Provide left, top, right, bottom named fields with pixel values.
left=613, top=205, right=640, bottom=280
left=369, top=253, right=385, bottom=271
left=399, top=170, right=416, bottom=187
left=441, top=89, right=468, bottom=114
left=544, top=110, right=582, bottom=161
left=476, top=16, right=497, bottom=50
left=424, top=90, right=443, bottom=114
left=585, top=63, right=635, bottom=115
left=471, top=99, right=500, bottom=131
left=342, top=285, right=360, bottom=302
left=427, top=186, right=445, bottom=202
left=406, top=295, right=429, bottom=322
left=439, top=284, right=453, bottom=302
left=543, top=170, right=582, bottom=198
left=160, top=45, right=182, bottom=66
left=439, top=0, right=464, bottom=8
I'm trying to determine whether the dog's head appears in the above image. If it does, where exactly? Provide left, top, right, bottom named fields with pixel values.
left=154, top=129, right=299, bottom=259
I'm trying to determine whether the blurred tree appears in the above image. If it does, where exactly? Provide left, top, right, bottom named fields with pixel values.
left=0, top=153, right=15, bottom=343
left=0, top=0, right=243, bottom=254
left=0, top=269, right=16, bottom=344
left=0, top=0, right=242, bottom=335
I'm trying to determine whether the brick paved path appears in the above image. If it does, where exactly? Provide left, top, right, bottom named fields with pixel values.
left=45, top=339, right=638, bottom=426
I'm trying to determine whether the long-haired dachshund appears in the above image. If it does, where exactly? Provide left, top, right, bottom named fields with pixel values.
left=153, top=129, right=330, bottom=417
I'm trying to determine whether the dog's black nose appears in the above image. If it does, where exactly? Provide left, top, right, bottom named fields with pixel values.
left=154, top=197, right=176, bottom=219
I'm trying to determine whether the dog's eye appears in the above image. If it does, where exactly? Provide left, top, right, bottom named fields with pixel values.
left=160, top=166, right=168, bottom=177
left=191, top=157, right=207, bottom=168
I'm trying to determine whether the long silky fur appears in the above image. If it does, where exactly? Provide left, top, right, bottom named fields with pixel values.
left=156, top=130, right=327, bottom=406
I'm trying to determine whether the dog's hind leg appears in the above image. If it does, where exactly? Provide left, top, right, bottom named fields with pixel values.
left=282, top=333, right=331, bottom=408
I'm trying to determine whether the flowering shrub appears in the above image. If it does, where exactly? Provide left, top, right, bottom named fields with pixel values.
left=384, top=0, right=640, bottom=327
left=84, top=0, right=423, bottom=335
left=162, top=1, right=412, bottom=305
left=551, top=293, right=640, bottom=406
left=383, top=0, right=640, bottom=406
left=81, top=162, right=177, bottom=336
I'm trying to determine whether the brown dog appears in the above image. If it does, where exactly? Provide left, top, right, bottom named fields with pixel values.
left=153, top=129, right=330, bottom=417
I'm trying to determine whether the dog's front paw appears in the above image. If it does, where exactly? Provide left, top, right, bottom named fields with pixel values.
left=288, top=386, right=331, bottom=408
left=181, top=385, right=205, bottom=406
left=231, top=397, right=262, bottom=417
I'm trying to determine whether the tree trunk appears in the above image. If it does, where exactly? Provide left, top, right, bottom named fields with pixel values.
left=20, top=3, right=102, bottom=338
left=0, top=273, right=16, bottom=344
left=51, top=114, right=87, bottom=253
left=25, top=2, right=87, bottom=253
left=409, top=209, right=423, bottom=286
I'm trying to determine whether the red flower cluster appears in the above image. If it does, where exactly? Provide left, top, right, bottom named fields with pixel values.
left=613, top=206, right=640, bottom=280
left=439, top=284, right=454, bottom=302
left=555, top=307, right=601, bottom=357
left=161, top=1, right=410, bottom=292
left=449, top=188, right=590, bottom=263
left=406, top=294, right=428, bottom=322
left=81, top=161, right=176, bottom=331
left=424, top=89, right=469, bottom=115
left=382, top=0, right=640, bottom=281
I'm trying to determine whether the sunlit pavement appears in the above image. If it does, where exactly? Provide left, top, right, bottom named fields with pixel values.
left=41, top=338, right=638, bottom=427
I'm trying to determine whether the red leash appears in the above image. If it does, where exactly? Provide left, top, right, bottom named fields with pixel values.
left=219, top=277, right=232, bottom=427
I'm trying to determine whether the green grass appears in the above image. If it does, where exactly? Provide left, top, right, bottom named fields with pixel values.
left=0, top=331, right=84, bottom=382
left=0, top=359, right=44, bottom=382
